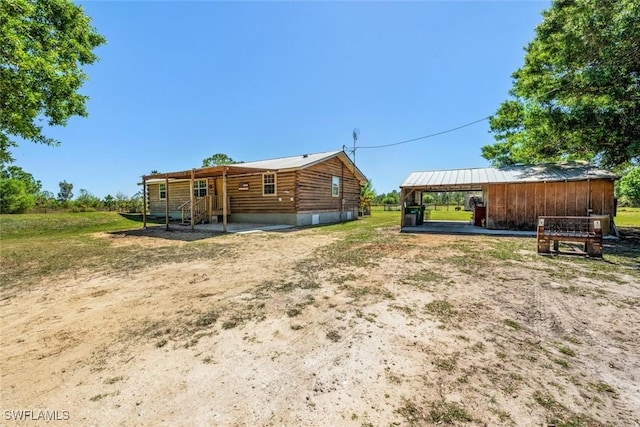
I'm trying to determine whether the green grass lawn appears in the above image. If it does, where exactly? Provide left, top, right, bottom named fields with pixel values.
left=0, top=212, right=167, bottom=290
left=371, top=205, right=471, bottom=221
left=372, top=205, right=640, bottom=226
left=428, top=208, right=473, bottom=221
left=0, top=212, right=148, bottom=240
left=614, top=207, right=640, bottom=227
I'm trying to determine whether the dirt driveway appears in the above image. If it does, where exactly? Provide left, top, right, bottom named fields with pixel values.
left=1, top=226, right=639, bottom=426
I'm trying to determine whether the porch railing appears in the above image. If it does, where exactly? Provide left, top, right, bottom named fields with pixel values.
left=179, top=198, right=206, bottom=224
left=179, top=195, right=230, bottom=224
left=208, top=195, right=229, bottom=213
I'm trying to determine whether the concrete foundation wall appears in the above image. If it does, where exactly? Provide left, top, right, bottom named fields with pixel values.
left=150, top=210, right=358, bottom=226
left=149, top=210, right=182, bottom=220
left=230, top=210, right=357, bottom=226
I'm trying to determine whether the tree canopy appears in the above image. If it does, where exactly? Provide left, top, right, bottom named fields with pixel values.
left=483, top=0, right=640, bottom=169
left=360, top=180, right=375, bottom=209
left=0, top=0, right=106, bottom=164
left=617, top=166, right=640, bottom=206
left=0, top=165, right=41, bottom=213
left=202, top=153, right=239, bottom=167
left=58, top=180, right=73, bottom=202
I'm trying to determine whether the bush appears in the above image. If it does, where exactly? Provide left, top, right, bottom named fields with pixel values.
left=72, top=206, right=98, bottom=213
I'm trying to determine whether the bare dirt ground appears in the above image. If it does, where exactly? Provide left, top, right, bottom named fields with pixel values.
left=1, top=226, right=639, bottom=426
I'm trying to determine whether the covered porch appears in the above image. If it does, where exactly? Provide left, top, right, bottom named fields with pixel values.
left=141, top=164, right=268, bottom=232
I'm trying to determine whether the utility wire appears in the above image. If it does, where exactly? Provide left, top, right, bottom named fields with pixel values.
left=354, top=84, right=572, bottom=151
left=357, top=116, right=491, bottom=149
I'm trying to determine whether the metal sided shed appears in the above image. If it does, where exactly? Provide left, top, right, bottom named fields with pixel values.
left=400, top=163, right=619, bottom=232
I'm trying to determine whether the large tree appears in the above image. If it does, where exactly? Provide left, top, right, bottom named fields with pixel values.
left=0, top=165, right=41, bottom=213
left=75, top=188, right=101, bottom=210
left=483, top=0, right=640, bottom=168
left=0, top=0, right=106, bottom=164
left=0, top=165, right=41, bottom=194
left=0, top=179, right=34, bottom=213
left=202, top=153, right=239, bottom=167
left=57, top=180, right=73, bottom=202
left=617, top=166, right=640, bottom=206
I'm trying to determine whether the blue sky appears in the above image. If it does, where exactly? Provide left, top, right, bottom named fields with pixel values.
left=13, top=1, right=550, bottom=198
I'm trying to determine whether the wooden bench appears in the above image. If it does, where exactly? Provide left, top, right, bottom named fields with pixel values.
left=537, top=216, right=604, bottom=257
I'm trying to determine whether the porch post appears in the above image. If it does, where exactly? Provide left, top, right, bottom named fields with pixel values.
left=190, top=169, right=195, bottom=232
left=400, top=187, right=406, bottom=228
left=222, top=167, right=228, bottom=233
left=165, top=175, right=170, bottom=231
left=142, top=176, right=147, bottom=228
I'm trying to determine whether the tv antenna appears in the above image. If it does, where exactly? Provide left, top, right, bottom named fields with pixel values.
left=351, top=127, right=359, bottom=165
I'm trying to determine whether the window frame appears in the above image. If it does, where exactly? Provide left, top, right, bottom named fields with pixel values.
left=193, top=179, right=208, bottom=197
left=332, top=176, right=340, bottom=198
left=263, top=173, right=277, bottom=196
left=159, top=183, right=167, bottom=200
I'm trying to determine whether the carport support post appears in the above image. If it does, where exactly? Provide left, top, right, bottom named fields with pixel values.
left=142, top=176, right=147, bottom=228
left=222, top=167, right=228, bottom=232
left=165, top=175, right=170, bottom=231
left=190, top=169, right=195, bottom=232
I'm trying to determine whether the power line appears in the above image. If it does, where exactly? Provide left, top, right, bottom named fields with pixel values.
left=357, top=116, right=491, bottom=150
left=354, top=83, right=572, bottom=151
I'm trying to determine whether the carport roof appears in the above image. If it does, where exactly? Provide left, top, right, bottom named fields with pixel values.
left=401, top=163, right=618, bottom=191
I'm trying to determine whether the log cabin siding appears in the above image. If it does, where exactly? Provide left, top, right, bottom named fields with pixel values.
left=486, top=179, right=615, bottom=229
left=144, top=154, right=365, bottom=224
left=148, top=181, right=195, bottom=214
left=297, top=157, right=361, bottom=212
left=225, top=171, right=297, bottom=214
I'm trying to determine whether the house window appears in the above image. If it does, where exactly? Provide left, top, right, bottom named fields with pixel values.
left=332, top=176, right=340, bottom=197
left=263, top=173, right=276, bottom=196
left=193, top=179, right=207, bottom=197
left=159, top=183, right=166, bottom=200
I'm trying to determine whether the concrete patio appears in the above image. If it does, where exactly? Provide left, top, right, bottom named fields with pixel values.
left=402, top=220, right=537, bottom=237
left=402, top=220, right=619, bottom=239
left=170, top=222, right=295, bottom=234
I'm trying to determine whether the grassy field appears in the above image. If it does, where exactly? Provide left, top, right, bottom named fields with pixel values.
left=372, top=205, right=640, bottom=226
left=428, top=208, right=473, bottom=221
left=0, top=212, right=147, bottom=239
left=0, top=212, right=174, bottom=289
left=0, top=210, right=407, bottom=290
left=2, top=207, right=637, bottom=291
left=615, top=207, right=640, bottom=226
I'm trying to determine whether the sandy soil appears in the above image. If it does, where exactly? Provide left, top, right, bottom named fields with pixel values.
left=1, top=227, right=639, bottom=426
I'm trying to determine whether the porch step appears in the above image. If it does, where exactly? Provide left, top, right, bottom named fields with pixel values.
left=181, top=213, right=207, bottom=225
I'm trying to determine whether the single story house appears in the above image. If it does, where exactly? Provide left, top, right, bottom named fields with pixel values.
left=141, top=150, right=367, bottom=230
left=400, top=162, right=618, bottom=232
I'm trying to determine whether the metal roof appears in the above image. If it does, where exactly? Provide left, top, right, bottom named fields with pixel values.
left=241, top=150, right=367, bottom=183
left=401, top=163, right=618, bottom=189
left=240, top=150, right=342, bottom=170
